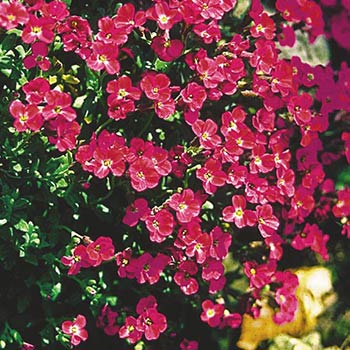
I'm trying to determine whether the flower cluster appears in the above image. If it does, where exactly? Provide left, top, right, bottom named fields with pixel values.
left=1, top=0, right=350, bottom=348
left=244, top=260, right=299, bottom=323
left=119, top=295, right=167, bottom=343
left=61, top=236, right=115, bottom=275
left=9, top=77, right=80, bottom=151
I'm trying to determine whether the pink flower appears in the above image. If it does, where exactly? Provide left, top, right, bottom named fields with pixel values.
left=192, top=119, right=221, bottom=149
left=107, top=75, right=141, bottom=101
left=87, top=42, right=120, bottom=74
left=287, top=92, right=313, bottom=126
left=119, top=316, right=143, bottom=344
left=129, top=158, right=160, bottom=192
left=61, top=244, right=92, bottom=275
left=114, top=3, right=146, bottom=34
left=116, top=248, right=134, bottom=278
left=22, top=77, right=50, bottom=104
left=250, top=12, right=276, bottom=40
left=106, top=76, right=141, bottom=120
left=96, top=16, right=128, bottom=45
left=123, top=198, right=150, bottom=227
left=168, top=189, right=201, bottom=223
left=180, top=82, right=207, bottom=112
left=21, top=14, right=55, bottom=44
left=140, top=73, right=171, bottom=102
left=86, top=236, right=115, bottom=267
left=243, top=259, right=276, bottom=289
left=0, top=0, right=29, bottom=30
left=291, top=223, right=329, bottom=260
left=196, top=159, right=227, bottom=194
left=147, top=1, right=182, bottom=30
left=151, top=35, right=184, bottom=62
left=90, top=144, right=126, bottom=179
left=200, top=299, right=224, bottom=327
left=278, top=24, right=296, bottom=47
left=180, top=338, right=199, bottom=350
left=174, top=260, right=199, bottom=295
left=136, top=307, right=167, bottom=340
left=256, top=204, right=279, bottom=238
left=145, top=209, right=175, bottom=243
left=155, top=98, right=176, bottom=119
left=61, top=314, right=88, bottom=346
left=96, top=305, right=119, bottom=336
left=196, top=57, right=224, bottom=89
left=288, top=186, right=315, bottom=221
left=136, top=295, right=158, bottom=315
left=41, top=0, right=69, bottom=22
left=185, top=232, right=211, bottom=264
left=128, top=253, right=170, bottom=285
left=249, top=144, right=275, bottom=174
left=209, top=226, right=232, bottom=260
left=192, top=0, right=225, bottom=20
left=220, top=312, right=242, bottom=329
left=222, top=195, right=256, bottom=228
left=42, top=90, right=77, bottom=122
left=193, top=20, right=221, bottom=44
left=9, top=100, right=43, bottom=132
left=46, top=118, right=81, bottom=152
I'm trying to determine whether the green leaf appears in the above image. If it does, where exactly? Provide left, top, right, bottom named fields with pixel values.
left=0, top=34, right=19, bottom=52
left=61, top=0, right=72, bottom=7
left=154, top=58, right=171, bottom=72
left=14, top=218, right=30, bottom=232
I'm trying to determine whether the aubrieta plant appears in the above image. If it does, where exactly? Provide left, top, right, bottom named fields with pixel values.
left=0, top=0, right=349, bottom=349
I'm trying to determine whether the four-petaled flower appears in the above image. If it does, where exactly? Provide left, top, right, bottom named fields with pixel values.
left=61, top=314, right=88, bottom=346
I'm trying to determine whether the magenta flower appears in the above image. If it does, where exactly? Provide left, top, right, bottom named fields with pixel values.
left=22, top=14, right=55, bottom=44
left=119, top=316, right=143, bottom=344
left=174, top=260, right=199, bottom=295
left=136, top=308, right=167, bottom=340
left=61, top=314, right=88, bottom=346
left=86, top=236, right=115, bottom=267
left=123, top=198, right=150, bottom=227
left=256, top=204, right=279, bottom=238
left=140, top=73, right=172, bottom=102
left=22, top=77, right=50, bottom=104
left=145, top=209, right=175, bottom=243
left=9, top=100, right=43, bottom=132
left=168, top=189, right=201, bottom=223
left=222, top=195, right=256, bottom=229
left=200, top=299, right=224, bottom=327
left=61, top=244, right=93, bottom=275
left=151, top=36, right=184, bottom=62
left=196, top=159, right=227, bottom=195
left=42, top=90, right=77, bottom=122
left=0, top=0, right=29, bottom=30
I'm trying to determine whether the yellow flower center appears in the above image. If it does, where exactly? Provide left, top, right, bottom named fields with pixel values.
left=119, top=89, right=127, bottom=97
left=19, top=114, right=28, bottom=122
left=103, top=159, right=112, bottom=167
left=206, top=309, right=215, bottom=317
left=159, top=15, right=168, bottom=24
left=31, top=26, right=41, bottom=34
left=235, top=208, right=243, bottom=217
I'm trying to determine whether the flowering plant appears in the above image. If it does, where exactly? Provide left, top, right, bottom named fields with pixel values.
left=0, top=0, right=349, bottom=349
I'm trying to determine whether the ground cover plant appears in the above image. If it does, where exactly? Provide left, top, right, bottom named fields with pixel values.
left=0, top=0, right=349, bottom=349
